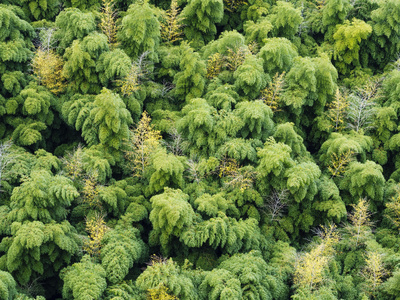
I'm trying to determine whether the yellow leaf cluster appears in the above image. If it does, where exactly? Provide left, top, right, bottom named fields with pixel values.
left=124, top=112, right=161, bottom=177
left=225, top=46, right=250, bottom=71
left=260, top=72, right=285, bottom=112
left=82, top=173, right=101, bottom=209
left=294, top=224, right=339, bottom=291
left=361, top=251, right=387, bottom=296
left=116, top=64, right=141, bottom=96
left=206, top=53, right=225, bottom=79
left=347, top=198, right=372, bottom=247
left=327, top=88, right=349, bottom=132
left=160, top=0, right=184, bottom=46
left=327, top=149, right=354, bottom=178
left=83, top=214, right=109, bottom=257
left=218, top=158, right=255, bottom=191
left=147, top=283, right=178, bottom=300
left=99, top=0, right=119, bottom=48
left=206, top=46, right=250, bottom=79
left=63, top=145, right=84, bottom=180
left=223, top=0, right=248, bottom=13
left=32, top=48, right=67, bottom=95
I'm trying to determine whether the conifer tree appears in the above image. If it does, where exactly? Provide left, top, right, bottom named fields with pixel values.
left=344, top=198, right=373, bottom=248
left=149, top=188, right=195, bottom=253
left=267, top=1, right=303, bottom=39
left=0, top=5, right=34, bottom=75
left=62, top=32, right=109, bottom=94
left=101, top=225, right=147, bottom=284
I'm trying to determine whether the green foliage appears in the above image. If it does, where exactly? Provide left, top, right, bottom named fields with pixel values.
left=333, top=19, right=372, bottom=74
left=369, top=0, right=400, bottom=68
left=54, top=8, right=96, bottom=53
left=258, top=37, right=298, bottom=75
left=268, top=1, right=303, bottom=39
left=101, top=226, right=147, bottom=284
left=339, top=160, right=385, bottom=206
left=96, top=49, right=131, bottom=88
left=234, top=100, right=274, bottom=141
left=147, top=148, right=185, bottom=195
left=60, top=255, right=107, bottom=300
left=0, top=5, right=34, bottom=75
left=89, top=88, right=132, bottom=152
left=174, top=42, right=206, bottom=101
left=217, top=251, right=286, bottom=299
left=318, top=132, right=373, bottom=167
left=117, top=1, right=160, bottom=60
left=136, top=258, right=198, bottom=299
left=177, top=98, right=241, bottom=156
left=63, top=33, right=109, bottom=94
left=181, top=0, right=224, bottom=48
left=244, top=18, right=273, bottom=46
left=0, top=220, right=80, bottom=284
left=17, top=0, right=60, bottom=20
left=0, top=270, right=17, bottom=300
left=282, top=56, right=337, bottom=117
left=321, top=0, right=352, bottom=37
left=199, top=269, right=242, bottom=299
left=8, top=170, right=78, bottom=223
left=149, top=188, right=195, bottom=253
left=233, top=54, right=267, bottom=98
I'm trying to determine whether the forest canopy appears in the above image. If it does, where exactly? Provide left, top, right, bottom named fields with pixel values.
left=1, top=0, right=400, bottom=299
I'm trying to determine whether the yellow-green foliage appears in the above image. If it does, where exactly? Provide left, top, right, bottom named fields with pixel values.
left=124, top=111, right=161, bottom=178
left=99, top=0, right=119, bottom=48
left=327, top=88, right=349, bottom=132
left=101, top=226, right=147, bottom=284
left=0, top=220, right=80, bottom=285
left=32, top=48, right=67, bottom=95
left=149, top=188, right=195, bottom=253
left=160, top=0, right=184, bottom=46
left=60, top=255, right=107, bottom=300
left=83, top=213, right=109, bottom=257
